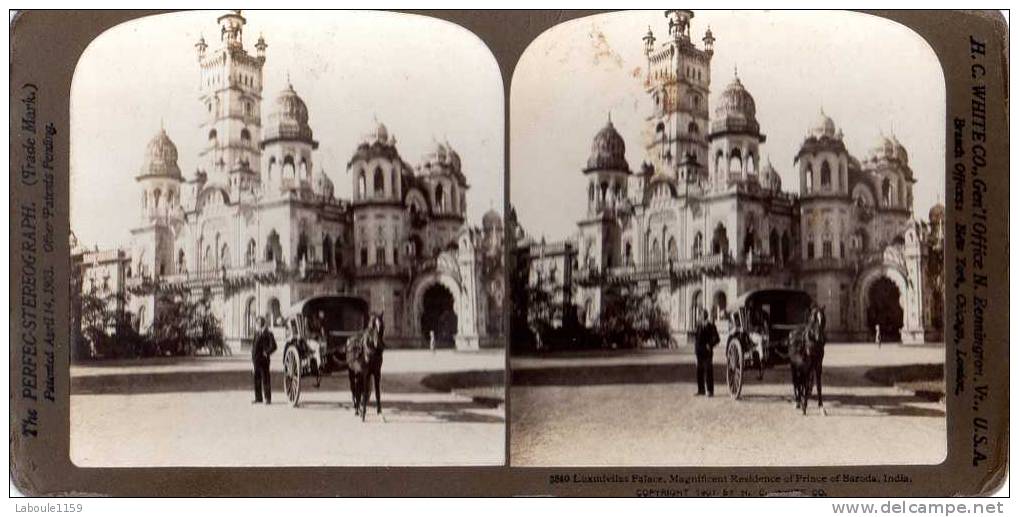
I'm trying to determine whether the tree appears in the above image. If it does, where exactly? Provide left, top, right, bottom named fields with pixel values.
left=597, top=283, right=672, bottom=349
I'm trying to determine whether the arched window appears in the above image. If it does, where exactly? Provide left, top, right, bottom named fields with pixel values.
left=821, top=161, right=832, bottom=189
left=219, top=244, right=230, bottom=268
left=267, top=298, right=281, bottom=327
left=240, top=128, right=251, bottom=143
left=667, top=236, right=678, bottom=263
left=375, top=245, right=386, bottom=265
left=334, top=239, right=344, bottom=270
left=177, top=249, right=186, bottom=273
left=688, top=122, right=699, bottom=135
left=711, top=223, right=729, bottom=256
left=692, top=231, right=704, bottom=259
left=203, top=244, right=214, bottom=270
left=435, top=184, right=445, bottom=211
left=882, top=178, right=892, bottom=205
left=713, top=291, right=728, bottom=321
left=769, top=229, right=780, bottom=260
left=153, top=189, right=162, bottom=210
left=588, top=182, right=595, bottom=203
left=715, top=151, right=724, bottom=178
left=373, top=167, right=385, bottom=196
left=265, top=230, right=281, bottom=263
left=267, top=156, right=276, bottom=181
left=208, top=129, right=217, bottom=141
left=746, top=154, right=757, bottom=175
left=690, top=290, right=703, bottom=326
left=358, top=170, right=367, bottom=198
left=299, top=158, right=309, bottom=181
left=282, top=155, right=295, bottom=178
left=244, top=297, right=257, bottom=338
left=244, top=101, right=253, bottom=116
left=651, top=238, right=661, bottom=266
left=728, top=149, right=743, bottom=174
left=360, top=247, right=368, bottom=266
left=624, top=241, right=633, bottom=266
left=296, top=232, right=309, bottom=263
left=805, top=163, right=814, bottom=192
left=391, top=169, right=399, bottom=197
left=245, top=239, right=256, bottom=266
left=322, top=235, right=333, bottom=270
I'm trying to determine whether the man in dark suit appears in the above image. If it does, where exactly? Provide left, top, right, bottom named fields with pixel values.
left=252, top=316, right=277, bottom=404
left=694, top=308, right=720, bottom=397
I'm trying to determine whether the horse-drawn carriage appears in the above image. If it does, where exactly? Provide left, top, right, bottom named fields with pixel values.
left=723, top=288, right=815, bottom=399
left=278, top=295, right=371, bottom=407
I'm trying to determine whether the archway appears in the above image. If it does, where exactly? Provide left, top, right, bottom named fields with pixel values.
left=421, top=284, right=457, bottom=347
left=866, top=277, right=903, bottom=342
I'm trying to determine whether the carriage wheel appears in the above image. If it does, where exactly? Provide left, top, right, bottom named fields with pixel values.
left=283, top=347, right=302, bottom=407
left=726, top=340, right=743, bottom=400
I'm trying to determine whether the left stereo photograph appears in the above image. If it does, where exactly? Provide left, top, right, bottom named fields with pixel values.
left=69, top=10, right=506, bottom=467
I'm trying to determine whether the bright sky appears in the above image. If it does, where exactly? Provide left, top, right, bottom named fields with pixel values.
left=511, top=10, right=946, bottom=241
left=71, top=10, right=503, bottom=249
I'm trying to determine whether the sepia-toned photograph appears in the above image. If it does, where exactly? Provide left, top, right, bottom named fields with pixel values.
left=509, top=10, right=947, bottom=466
left=69, top=10, right=506, bottom=466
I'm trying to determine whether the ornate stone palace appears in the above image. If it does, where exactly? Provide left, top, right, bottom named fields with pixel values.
left=513, top=10, right=944, bottom=344
left=80, top=11, right=504, bottom=351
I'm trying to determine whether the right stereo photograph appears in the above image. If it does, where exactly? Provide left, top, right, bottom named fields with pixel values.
left=509, top=10, right=947, bottom=467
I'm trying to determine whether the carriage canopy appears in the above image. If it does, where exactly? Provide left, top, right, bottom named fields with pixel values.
left=284, top=295, right=370, bottom=333
left=731, top=289, right=814, bottom=327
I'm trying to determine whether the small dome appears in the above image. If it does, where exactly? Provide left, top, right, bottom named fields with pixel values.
left=760, top=156, right=781, bottom=191
left=265, top=83, right=314, bottom=143
left=372, top=121, right=389, bottom=144
left=929, top=203, right=945, bottom=223
left=483, top=209, right=503, bottom=230
left=808, top=109, right=842, bottom=140
left=313, top=168, right=334, bottom=197
left=139, top=128, right=182, bottom=179
left=585, top=118, right=630, bottom=173
left=711, top=76, right=760, bottom=135
left=867, top=133, right=903, bottom=163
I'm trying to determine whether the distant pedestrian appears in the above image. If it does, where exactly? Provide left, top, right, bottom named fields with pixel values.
left=875, top=324, right=881, bottom=348
left=429, top=330, right=436, bottom=354
left=694, top=308, right=720, bottom=397
left=252, top=316, right=277, bottom=405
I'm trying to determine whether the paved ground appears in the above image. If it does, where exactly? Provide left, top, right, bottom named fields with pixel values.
left=510, top=343, right=945, bottom=466
left=71, top=350, right=505, bottom=467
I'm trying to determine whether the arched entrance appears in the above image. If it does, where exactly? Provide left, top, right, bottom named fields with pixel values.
left=866, top=276, right=903, bottom=342
left=421, top=284, right=457, bottom=347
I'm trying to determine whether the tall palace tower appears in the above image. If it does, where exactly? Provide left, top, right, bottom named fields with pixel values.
left=194, top=10, right=267, bottom=198
left=642, top=10, right=714, bottom=183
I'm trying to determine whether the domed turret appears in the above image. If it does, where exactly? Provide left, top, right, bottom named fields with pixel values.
left=584, top=118, right=630, bottom=173
left=929, top=203, right=945, bottom=223
left=483, top=209, right=503, bottom=232
left=313, top=168, right=334, bottom=198
left=138, top=128, right=183, bottom=179
left=710, top=75, right=760, bottom=135
left=808, top=109, right=842, bottom=140
left=760, top=156, right=782, bottom=191
left=264, top=83, right=315, bottom=144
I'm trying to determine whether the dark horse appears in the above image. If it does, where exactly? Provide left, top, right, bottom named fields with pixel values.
left=787, top=305, right=827, bottom=415
left=346, top=312, right=384, bottom=421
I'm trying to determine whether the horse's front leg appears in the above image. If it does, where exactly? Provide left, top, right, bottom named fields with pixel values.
left=816, top=360, right=826, bottom=415
left=374, top=372, right=382, bottom=415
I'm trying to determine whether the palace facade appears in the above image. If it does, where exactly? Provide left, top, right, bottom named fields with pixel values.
left=514, top=10, right=943, bottom=344
left=86, top=11, right=503, bottom=352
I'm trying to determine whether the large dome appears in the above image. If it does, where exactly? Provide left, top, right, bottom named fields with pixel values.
left=585, top=118, right=629, bottom=173
left=138, top=128, right=182, bottom=179
left=264, top=83, right=315, bottom=144
left=711, top=76, right=760, bottom=135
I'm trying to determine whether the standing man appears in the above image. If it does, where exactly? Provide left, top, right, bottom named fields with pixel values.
left=252, top=316, right=277, bottom=405
left=694, top=308, right=720, bottom=397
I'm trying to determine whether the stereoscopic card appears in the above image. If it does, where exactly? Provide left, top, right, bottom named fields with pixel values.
left=9, top=9, right=1009, bottom=497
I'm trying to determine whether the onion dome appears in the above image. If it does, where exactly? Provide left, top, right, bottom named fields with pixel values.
left=584, top=117, right=630, bottom=173
left=420, top=140, right=467, bottom=185
left=263, top=83, right=316, bottom=146
left=808, top=109, right=842, bottom=140
left=138, top=128, right=183, bottom=180
left=866, top=133, right=909, bottom=166
left=710, top=75, right=760, bottom=135
left=482, top=209, right=503, bottom=231
left=760, top=156, right=782, bottom=191
left=313, top=168, right=334, bottom=198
